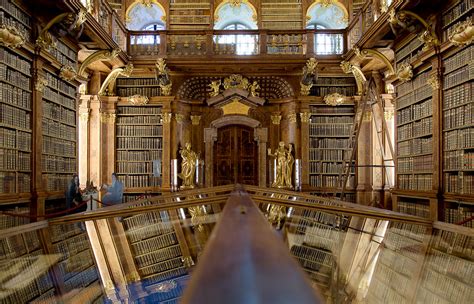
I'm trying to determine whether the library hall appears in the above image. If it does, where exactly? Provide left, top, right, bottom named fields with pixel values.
left=0, top=0, right=473, bottom=303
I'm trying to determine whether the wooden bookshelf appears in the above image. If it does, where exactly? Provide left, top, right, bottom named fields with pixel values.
left=169, top=0, right=211, bottom=30
left=441, top=0, right=473, bottom=43
left=310, top=76, right=357, bottom=96
left=261, top=1, right=303, bottom=30
left=116, top=77, right=162, bottom=97
left=308, top=103, right=356, bottom=202
left=116, top=105, right=163, bottom=196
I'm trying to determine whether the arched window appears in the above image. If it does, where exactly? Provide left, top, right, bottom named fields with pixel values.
left=125, top=1, right=166, bottom=30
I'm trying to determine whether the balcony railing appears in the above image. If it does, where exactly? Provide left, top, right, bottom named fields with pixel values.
left=128, top=29, right=346, bottom=57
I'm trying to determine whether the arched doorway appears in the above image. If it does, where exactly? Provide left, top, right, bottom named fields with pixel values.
left=213, top=125, right=258, bottom=186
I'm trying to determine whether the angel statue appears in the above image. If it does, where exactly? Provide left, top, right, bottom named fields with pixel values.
left=178, top=143, right=199, bottom=189
left=268, top=141, right=294, bottom=189
left=208, top=80, right=221, bottom=97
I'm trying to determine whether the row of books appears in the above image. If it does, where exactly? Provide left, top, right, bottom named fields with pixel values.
left=0, top=206, right=30, bottom=229
left=420, top=268, right=471, bottom=303
left=390, top=222, right=427, bottom=242
left=444, top=128, right=474, bottom=150
left=397, top=117, right=432, bottom=141
left=42, top=155, right=76, bottom=173
left=118, top=106, right=162, bottom=115
left=0, top=103, right=30, bottom=130
left=299, top=209, right=346, bottom=227
left=290, top=245, right=333, bottom=268
left=139, top=257, right=184, bottom=277
left=45, top=72, right=76, bottom=97
left=47, top=45, right=77, bottom=67
left=443, top=15, right=474, bottom=42
left=426, top=246, right=473, bottom=281
left=397, top=174, right=433, bottom=191
left=0, top=172, right=30, bottom=193
left=397, top=155, right=433, bottom=173
left=395, top=36, right=424, bottom=63
left=54, top=232, right=90, bottom=260
left=43, top=101, right=76, bottom=125
left=309, top=162, right=355, bottom=174
left=117, top=78, right=159, bottom=86
left=443, top=82, right=472, bottom=110
left=433, top=229, right=472, bottom=256
left=0, top=82, right=32, bottom=110
left=396, top=70, right=430, bottom=97
left=63, top=266, right=99, bottom=293
left=42, top=135, right=76, bottom=156
left=117, top=137, right=163, bottom=150
left=310, top=106, right=353, bottom=114
left=18, top=152, right=30, bottom=171
left=314, top=77, right=355, bottom=85
left=42, top=173, right=71, bottom=191
left=143, top=267, right=188, bottom=287
left=50, top=222, right=84, bottom=243
left=43, top=87, right=76, bottom=110
left=384, top=230, right=421, bottom=261
left=0, top=48, right=31, bottom=75
left=123, top=210, right=170, bottom=230
left=116, top=162, right=155, bottom=174
left=309, top=124, right=352, bottom=136
left=442, top=0, right=473, bottom=28
left=445, top=206, right=474, bottom=228
left=443, top=44, right=473, bottom=74
left=136, top=245, right=182, bottom=270
left=117, top=150, right=162, bottom=162
left=397, top=98, right=432, bottom=125
left=294, top=255, right=332, bottom=274
left=310, top=116, right=353, bottom=124
left=444, top=173, right=474, bottom=194
left=117, top=125, right=163, bottom=137
left=309, top=149, right=351, bottom=161
left=0, top=147, right=19, bottom=170
left=397, top=200, right=430, bottom=219
left=300, top=221, right=340, bottom=244
left=397, top=137, right=432, bottom=156
left=0, top=64, right=30, bottom=90
left=43, top=118, right=76, bottom=141
left=443, top=102, right=473, bottom=129
left=310, top=138, right=351, bottom=149
left=373, top=262, right=410, bottom=295
left=0, top=11, right=31, bottom=42
left=443, top=64, right=473, bottom=90
left=0, top=0, right=32, bottom=28
left=58, top=249, right=94, bottom=280
left=367, top=277, right=406, bottom=303
left=396, top=88, right=432, bottom=110
left=1, top=127, right=18, bottom=149
left=309, top=175, right=355, bottom=188
left=117, top=174, right=161, bottom=188
left=126, top=221, right=174, bottom=243
left=310, top=86, right=356, bottom=97
left=131, top=232, right=178, bottom=256
left=378, top=247, right=417, bottom=279
left=117, top=115, right=162, bottom=124
left=117, top=87, right=162, bottom=98
left=444, top=150, right=474, bottom=170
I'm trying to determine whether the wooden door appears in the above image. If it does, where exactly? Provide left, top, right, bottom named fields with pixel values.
left=214, top=125, right=258, bottom=186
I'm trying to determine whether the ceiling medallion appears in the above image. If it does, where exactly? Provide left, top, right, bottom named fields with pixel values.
left=128, top=95, right=149, bottom=105
left=324, top=93, right=346, bottom=106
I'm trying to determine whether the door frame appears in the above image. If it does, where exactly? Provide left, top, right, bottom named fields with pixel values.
left=204, top=115, right=268, bottom=187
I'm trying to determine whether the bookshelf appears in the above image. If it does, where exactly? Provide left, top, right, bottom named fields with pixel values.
left=366, top=222, right=428, bottom=303
left=0, top=0, right=32, bottom=43
left=122, top=210, right=188, bottom=287
left=41, top=70, right=77, bottom=192
left=169, top=0, right=211, bottom=30
left=441, top=0, right=473, bottom=43
left=308, top=103, right=356, bottom=202
left=310, top=76, right=357, bottom=97
left=116, top=105, right=163, bottom=195
left=261, top=1, right=303, bottom=30
left=116, top=77, right=162, bottom=97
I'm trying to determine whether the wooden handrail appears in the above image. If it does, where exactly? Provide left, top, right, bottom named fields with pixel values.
left=181, top=187, right=323, bottom=304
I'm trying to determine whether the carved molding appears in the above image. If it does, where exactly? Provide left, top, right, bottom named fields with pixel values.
left=35, top=76, right=48, bottom=93
left=161, top=112, right=172, bottom=124
left=271, top=115, right=282, bottom=125
left=128, top=95, right=149, bottom=105
left=353, top=47, right=395, bottom=76
left=427, top=74, right=440, bottom=90
left=288, top=112, right=297, bottom=124
left=324, top=93, right=346, bottom=106
left=59, top=65, right=77, bottom=81
left=100, top=112, right=116, bottom=124
left=396, top=62, right=413, bottom=82
left=78, top=49, right=120, bottom=77
left=300, top=112, right=311, bottom=123
left=449, top=19, right=473, bottom=46
left=0, top=24, right=25, bottom=49
left=190, top=115, right=201, bottom=125
left=340, top=61, right=366, bottom=95
left=98, top=63, right=134, bottom=96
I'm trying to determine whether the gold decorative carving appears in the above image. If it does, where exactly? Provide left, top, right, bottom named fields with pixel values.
left=188, top=206, right=205, bottom=231
left=0, top=24, right=25, bottom=48
left=79, top=110, right=90, bottom=122
left=229, top=0, right=243, bottom=7
left=208, top=80, right=221, bottom=97
left=221, top=99, right=251, bottom=116
left=300, top=83, right=313, bottom=96
left=161, top=112, right=172, bottom=124
left=267, top=204, right=286, bottom=230
left=271, top=115, right=282, bottom=125
left=340, top=61, right=366, bottom=95
left=128, top=95, right=149, bottom=105
left=353, top=47, right=395, bottom=76
left=59, top=65, right=77, bottom=81
left=100, top=112, right=116, bottom=124
left=78, top=49, right=120, bottom=77
left=268, top=141, right=294, bottom=189
left=179, top=143, right=199, bottom=189
left=288, top=112, right=297, bottom=123
left=449, top=19, right=473, bottom=46
left=182, top=256, right=195, bottom=268
left=34, top=76, right=48, bottom=93
left=159, top=83, right=172, bottom=96
left=300, top=58, right=318, bottom=96
left=249, top=80, right=260, bottom=97
left=300, top=112, right=311, bottom=123
left=175, top=113, right=185, bottom=123
left=98, top=63, right=134, bottom=96
left=384, top=110, right=394, bottom=121
left=155, top=58, right=172, bottom=96
left=427, top=74, right=440, bottom=90
left=223, top=74, right=250, bottom=90
left=190, top=115, right=201, bottom=125
left=396, top=62, right=413, bottom=82
left=381, top=0, right=389, bottom=13
left=155, top=58, right=167, bottom=74
left=324, top=93, right=346, bottom=106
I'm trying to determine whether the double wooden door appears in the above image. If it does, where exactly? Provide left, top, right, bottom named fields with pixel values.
left=213, top=125, right=258, bottom=186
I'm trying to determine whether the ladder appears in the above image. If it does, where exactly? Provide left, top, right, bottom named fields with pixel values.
left=337, top=78, right=395, bottom=201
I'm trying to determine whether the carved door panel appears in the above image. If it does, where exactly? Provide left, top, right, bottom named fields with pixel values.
left=214, top=125, right=258, bottom=186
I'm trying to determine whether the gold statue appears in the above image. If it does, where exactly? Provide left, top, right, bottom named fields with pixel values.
left=249, top=80, right=260, bottom=97
left=268, top=141, right=294, bottom=189
left=178, top=143, right=199, bottom=189
left=208, top=80, right=221, bottom=97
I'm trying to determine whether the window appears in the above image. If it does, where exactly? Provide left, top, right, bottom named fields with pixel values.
left=131, top=23, right=164, bottom=45
left=214, top=23, right=258, bottom=55
left=307, top=23, right=343, bottom=55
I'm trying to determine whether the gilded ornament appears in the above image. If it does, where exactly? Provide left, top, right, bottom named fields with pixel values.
left=78, top=48, right=120, bottom=77
left=300, top=112, right=311, bottom=123
left=98, top=63, right=134, bottom=96
left=381, top=0, right=389, bottom=13
left=36, top=10, right=86, bottom=50
left=175, top=113, right=185, bottom=123
left=300, top=83, right=313, bottom=96
left=128, top=95, right=149, bottom=105
left=100, top=112, right=116, bottom=124
left=384, top=110, right=394, bottom=121
left=427, top=74, right=440, bottom=90
left=155, top=58, right=172, bottom=96
left=182, top=256, right=195, bottom=268
left=324, top=93, right=346, bottom=106
left=267, top=204, right=286, bottom=230
left=59, top=65, right=77, bottom=81
left=268, top=141, right=294, bottom=189
left=125, top=271, right=140, bottom=282
left=0, top=24, right=25, bottom=49
left=449, top=19, right=473, bottom=46
left=300, top=58, right=318, bottom=95
left=352, top=48, right=395, bottom=76
left=396, top=62, right=413, bottom=82
left=249, top=80, right=260, bottom=97
left=190, top=115, right=201, bottom=125
left=34, top=76, right=48, bottom=93
left=229, top=0, right=243, bottom=7
left=340, top=61, right=366, bottom=95
left=159, top=82, right=172, bottom=96
left=208, top=80, right=221, bottom=97
left=161, top=112, right=172, bottom=124
left=79, top=110, right=90, bottom=122
left=155, top=58, right=167, bottom=74
left=221, top=99, right=251, bottom=116
left=178, top=143, right=199, bottom=190
left=288, top=113, right=297, bottom=123
left=223, top=74, right=250, bottom=90
left=271, top=115, right=282, bottom=125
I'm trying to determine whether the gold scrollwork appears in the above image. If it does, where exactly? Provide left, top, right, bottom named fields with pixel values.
left=182, top=256, right=195, bottom=268
left=271, top=115, right=282, bottom=125
left=300, top=112, right=311, bottom=123
left=159, top=83, right=172, bottom=96
left=35, top=76, right=48, bottom=93
left=324, top=93, right=346, bottom=106
left=161, top=112, right=172, bottom=124
left=223, top=74, right=250, bottom=90
left=267, top=204, right=286, bottom=230
left=396, top=62, right=413, bottom=82
left=128, top=95, right=149, bottom=105
left=449, top=19, right=473, bottom=46
left=59, top=65, right=77, bottom=81
left=0, top=24, right=25, bottom=49
left=427, top=74, right=440, bottom=90
left=188, top=205, right=205, bottom=231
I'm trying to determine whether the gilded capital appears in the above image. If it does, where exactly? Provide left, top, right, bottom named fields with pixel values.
left=300, top=112, right=311, bottom=123
left=190, top=115, right=201, bottom=125
left=175, top=113, right=185, bottom=123
left=100, top=112, right=116, bottom=124
left=161, top=112, right=172, bottom=124
left=288, top=112, right=297, bottom=123
left=35, top=76, right=48, bottom=93
left=427, top=74, right=440, bottom=90
left=79, top=110, right=90, bottom=122
left=384, top=110, right=394, bottom=121
left=270, top=115, right=282, bottom=125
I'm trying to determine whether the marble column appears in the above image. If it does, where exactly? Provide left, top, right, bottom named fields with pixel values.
left=204, top=128, right=217, bottom=187
left=255, top=127, right=268, bottom=187
left=78, top=95, right=92, bottom=188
